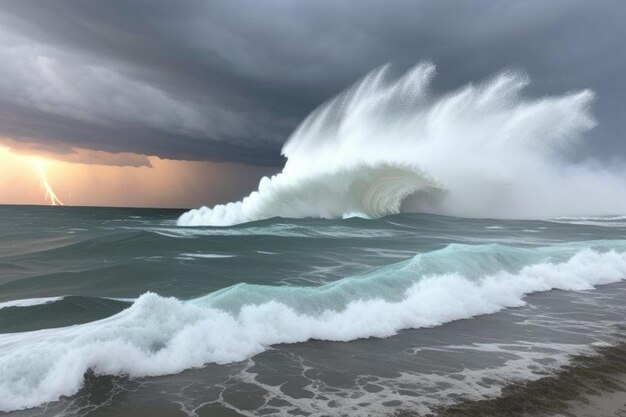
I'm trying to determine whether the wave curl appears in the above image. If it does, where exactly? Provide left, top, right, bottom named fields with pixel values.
left=179, top=62, right=626, bottom=226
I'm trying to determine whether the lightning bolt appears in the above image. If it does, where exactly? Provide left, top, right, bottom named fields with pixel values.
left=32, top=159, right=64, bottom=206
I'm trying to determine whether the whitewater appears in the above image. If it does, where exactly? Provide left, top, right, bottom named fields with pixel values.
left=2, top=240, right=626, bottom=411
left=179, top=61, right=626, bottom=226
left=3, top=64, right=626, bottom=415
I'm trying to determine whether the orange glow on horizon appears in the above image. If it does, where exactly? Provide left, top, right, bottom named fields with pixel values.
left=31, top=159, right=64, bottom=206
left=0, top=145, right=276, bottom=208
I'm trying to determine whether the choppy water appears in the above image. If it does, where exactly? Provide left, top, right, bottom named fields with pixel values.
left=1, top=205, right=625, bottom=416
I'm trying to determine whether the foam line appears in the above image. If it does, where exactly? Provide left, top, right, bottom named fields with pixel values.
left=1, top=242, right=626, bottom=411
left=0, top=297, right=63, bottom=310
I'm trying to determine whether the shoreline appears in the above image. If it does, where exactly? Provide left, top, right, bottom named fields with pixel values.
left=564, top=373, right=626, bottom=417
left=393, top=333, right=626, bottom=417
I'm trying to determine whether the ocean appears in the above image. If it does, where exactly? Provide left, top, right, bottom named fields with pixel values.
left=0, top=205, right=625, bottom=416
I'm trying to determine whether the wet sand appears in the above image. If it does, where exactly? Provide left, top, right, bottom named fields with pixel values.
left=561, top=373, right=626, bottom=417
left=394, top=336, right=626, bottom=417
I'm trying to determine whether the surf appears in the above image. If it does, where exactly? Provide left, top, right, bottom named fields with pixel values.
left=2, top=240, right=626, bottom=411
left=179, top=61, right=626, bottom=227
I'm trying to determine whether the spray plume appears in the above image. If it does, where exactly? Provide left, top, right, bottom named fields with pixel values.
left=179, top=62, right=626, bottom=226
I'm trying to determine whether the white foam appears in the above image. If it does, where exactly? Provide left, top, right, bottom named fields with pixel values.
left=0, top=297, right=63, bottom=310
left=180, top=253, right=236, bottom=259
left=548, top=215, right=626, bottom=227
left=552, top=215, right=626, bottom=221
left=342, top=211, right=371, bottom=219
left=0, top=246, right=625, bottom=411
left=102, top=297, right=137, bottom=303
left=226, top=341, right=594, bottom=417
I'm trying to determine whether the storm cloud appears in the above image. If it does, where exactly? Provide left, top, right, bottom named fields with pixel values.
left=0, top=0, right=624, bottom=166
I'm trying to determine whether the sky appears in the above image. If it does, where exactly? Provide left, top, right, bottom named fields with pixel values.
left=0, top=0, right=625, bottom=208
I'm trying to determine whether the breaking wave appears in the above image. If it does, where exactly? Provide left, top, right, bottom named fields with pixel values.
left=179, top=61, right=626, bottom=226
left=2, top=241, right=626, bottom=411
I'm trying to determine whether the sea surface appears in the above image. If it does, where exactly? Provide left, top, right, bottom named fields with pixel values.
left=0, top=205, right=625, bottom=416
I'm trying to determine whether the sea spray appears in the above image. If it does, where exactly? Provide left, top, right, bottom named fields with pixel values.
left=2, top=241, right=626, bottom=411
left=179, top=62, right=626, bottom=226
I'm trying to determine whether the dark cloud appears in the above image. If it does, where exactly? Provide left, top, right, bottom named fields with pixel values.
left=0, top=0, right=624, bottom=165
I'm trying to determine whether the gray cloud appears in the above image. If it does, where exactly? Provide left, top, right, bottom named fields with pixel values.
left=0, top=0, right=624, bottom=165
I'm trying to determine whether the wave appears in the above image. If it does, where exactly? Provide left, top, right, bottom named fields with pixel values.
left=0, top=296, right=135, bottom=311
left=179, top=61, right=626, bottom=226
left=552, top=215, right=626, bottom=221
left=0, top=296, right=62, bottom=310
left=548, top=215, right=626, bottom=227
left=180, top=162, right=441, bottom=226
left=1, top=241, right=626, bottom=411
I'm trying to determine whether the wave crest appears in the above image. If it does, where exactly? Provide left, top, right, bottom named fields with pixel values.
left=1, top=242, right=626, bottom=411
left=178, top=162, right=442, bottom=226
left=180, top=61, right=626, bottom=226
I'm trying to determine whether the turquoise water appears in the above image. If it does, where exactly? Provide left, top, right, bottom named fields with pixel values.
left=1, top=205, right=625, bottom=416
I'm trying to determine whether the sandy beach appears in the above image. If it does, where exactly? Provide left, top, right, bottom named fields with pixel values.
left=398, top=337, right=626, bottom=417
left=563, top=373, right=626, bottom=417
